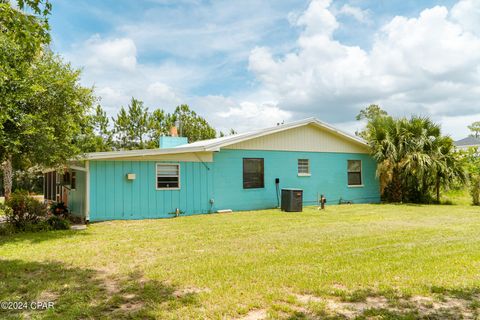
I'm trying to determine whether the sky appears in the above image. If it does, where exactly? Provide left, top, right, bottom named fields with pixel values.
left=48, top=0, right=480, bottom=139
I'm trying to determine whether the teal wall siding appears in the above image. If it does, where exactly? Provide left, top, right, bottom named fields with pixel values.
left=68, top=170, right=86, bottom=217
left=89, top=161, right=214, bottom=221
left=212, top=149, right=380, bottom=211
left=87, top=150, right=379, bottom=220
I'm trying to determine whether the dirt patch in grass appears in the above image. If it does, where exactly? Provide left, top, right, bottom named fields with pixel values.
left=173, top=286, right=210, bottom=298
left=118, top=299, right=144, bottom=313
left=238, top=309, right=267, bottom=320
left=93, top=268, right=125, bottom=295
left=294, top=292, right=479, bottom=319
left=37, top=290, right=60, bottom=303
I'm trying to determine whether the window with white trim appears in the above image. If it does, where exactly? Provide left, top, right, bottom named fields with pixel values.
left=298, top=159, right=310, bottom=175
left=347, top=160, right=362, bottom=186
left=156, top=163, right=180, bottom=189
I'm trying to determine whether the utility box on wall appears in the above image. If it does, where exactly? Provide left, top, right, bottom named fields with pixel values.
left=281, top=188, right=303, bottom=212
left=126, top=173, right=136, bottom=180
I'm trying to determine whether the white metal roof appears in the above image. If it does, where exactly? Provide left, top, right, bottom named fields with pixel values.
left=455, top=136, right=480, bottom=147
left=81, top=118, right=367, bottom=160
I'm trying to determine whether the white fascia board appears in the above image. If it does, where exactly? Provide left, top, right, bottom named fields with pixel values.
left=69, top=165, right=88, bottom=172
left=311, top=120, right=368, bottom=147
left=82, top=146, right=207, bottom=160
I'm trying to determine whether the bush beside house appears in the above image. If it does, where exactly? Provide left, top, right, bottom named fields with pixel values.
left=0, top=191, right=71, bottom=235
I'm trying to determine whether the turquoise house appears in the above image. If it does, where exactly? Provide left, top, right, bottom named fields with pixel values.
left=43, top=118, right=380, bottom=221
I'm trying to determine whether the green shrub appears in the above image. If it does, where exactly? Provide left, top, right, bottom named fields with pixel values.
left=470, top=175, right=480, bottom=206
left=23, top=221, right=52, bottom=232
left=47, top=216, right=70, bottom=230
left=0, top=191, right=72, bottom=234
left=464, top=147, right=480, bottom=206
left=4, top=190, right=48, bottom=231
left=0, top=222, right=16, bottom=236
left=49, top=201, right=69, bottom=217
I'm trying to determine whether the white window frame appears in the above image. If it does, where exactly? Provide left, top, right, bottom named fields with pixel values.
left=347, top=159, right=363, bottom=187
left=297, top=159, right=311, bottom=176
left=156, top=163, right=181, bottom=190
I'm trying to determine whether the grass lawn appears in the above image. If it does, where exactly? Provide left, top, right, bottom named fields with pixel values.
left=442, top=188, right=472, bottom=206
left=1, top=204, right=480, bottom=319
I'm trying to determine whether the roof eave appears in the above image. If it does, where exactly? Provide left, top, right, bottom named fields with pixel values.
left=78, top=117, right=369, bottom=160
left=79, top=146, right=209, bottom=160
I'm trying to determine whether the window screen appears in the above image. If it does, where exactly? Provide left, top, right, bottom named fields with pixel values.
left=71, top=171, right=76, bottom=190
left=243, top=158, right=264, bottom=189
left=347, top=160, right=362, bottom=186
left=298, top=159, right=310, bottom=175
left=156, top=164, right=180, bottom=189
left=44, top=172, right=55, bottom=201
left=63, top=171, right=71, bottom=185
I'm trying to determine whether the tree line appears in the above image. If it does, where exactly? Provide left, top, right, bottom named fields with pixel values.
left=82, top=100, right=217, bottom=152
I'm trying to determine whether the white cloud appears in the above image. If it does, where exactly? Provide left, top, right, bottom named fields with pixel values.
left=80, top=35, right=137, bottom=71
left=65, top=35, right=211, bottom=117
left=337, top=4, right=372, bottom=24
left=217, top=101, right=292, bottom=132
left=296, top=0, right=338, bottom=37
left=451, top=0, right=480, bottom=36
left=184, top=95, right=290, bottom=133
left=438, top=113, right=480, bottom=140
left=61, top=0, right=480, bottom=139
left=248, top=0, right=480, bottom=137
left=96, top=87, right=130, bottom=113
left=147, top=82, right=181, bottom=107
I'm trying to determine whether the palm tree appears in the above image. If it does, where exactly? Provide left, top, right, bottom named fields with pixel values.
left=430, top=137, right=466, bottom=203
left=361, top=108, right=466, bottom=203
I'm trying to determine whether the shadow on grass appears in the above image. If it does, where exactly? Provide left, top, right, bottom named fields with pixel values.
left=0, top=229, right=89, bottom=245
left=0, top=259, right=197, bottom=319
left=430, top=286, right=480, bottom=300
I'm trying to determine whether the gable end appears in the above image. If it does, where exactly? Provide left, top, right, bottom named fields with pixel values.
left=224, top=124, right=369, bottom=154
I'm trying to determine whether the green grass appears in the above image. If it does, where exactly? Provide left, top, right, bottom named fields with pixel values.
left=1, top=204, right=480, bottom=319
left=442, top=188, right=472, bottom=205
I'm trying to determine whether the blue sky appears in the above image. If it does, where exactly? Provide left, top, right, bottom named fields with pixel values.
left=49, top=0, right=479, bottom=138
